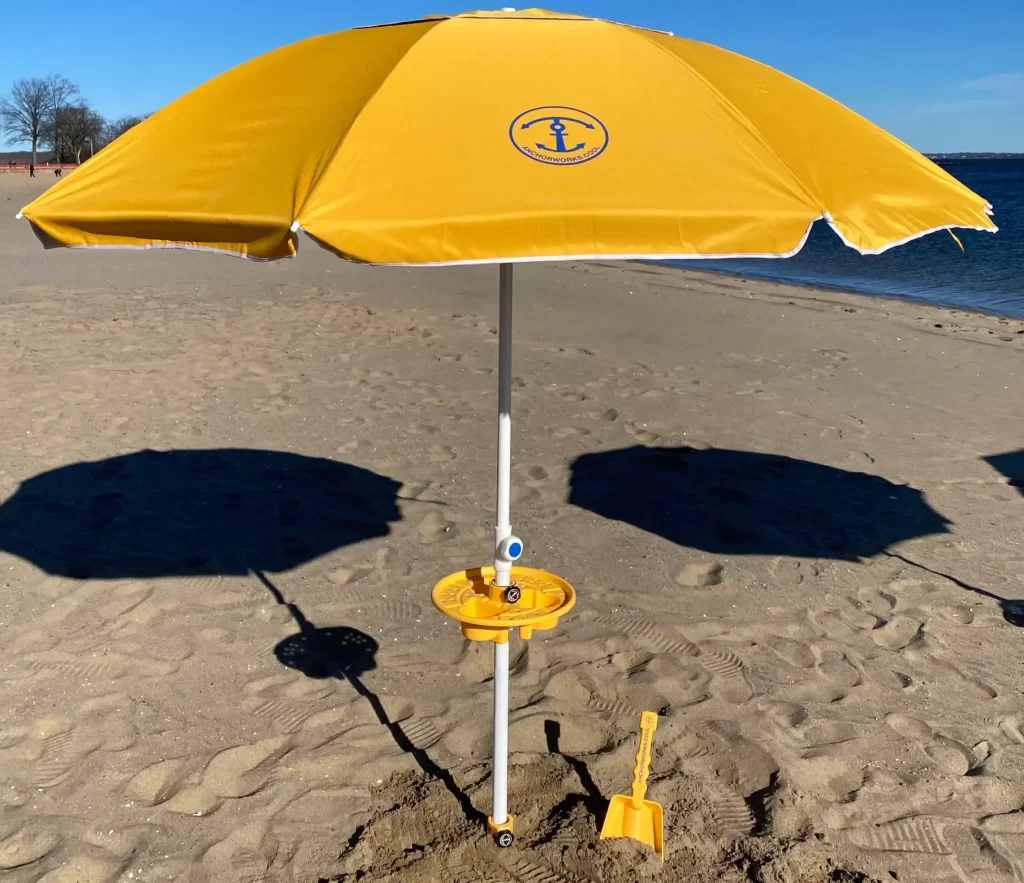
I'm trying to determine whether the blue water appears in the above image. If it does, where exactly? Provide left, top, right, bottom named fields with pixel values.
left=662, top=157, right=1024, bottom=319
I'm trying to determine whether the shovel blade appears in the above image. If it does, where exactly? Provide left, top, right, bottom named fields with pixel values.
left=599, top=794, right=664, bottom=858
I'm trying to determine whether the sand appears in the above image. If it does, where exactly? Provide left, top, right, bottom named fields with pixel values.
left=2, top=171, right=1024, bottom=883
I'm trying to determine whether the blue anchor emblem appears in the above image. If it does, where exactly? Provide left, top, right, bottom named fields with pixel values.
left=520, top=115, right=595, bottom=154
left=509, top=106, right=609, bottom=166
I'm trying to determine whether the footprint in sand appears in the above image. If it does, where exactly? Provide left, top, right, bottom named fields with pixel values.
left=857, top=585, right=896, bottom=619
left=676, top=561, right=723, bottom=588
left=126, top=758, right=188, bottom=806
left=200, top=822, right=280, bottom=883
left=525, top=465, right=550, bottom=482
left=846, top=817, right=951, bottom=855
left=30, top=727, right=78, bottom=789
left=872, top=615, right=924, bottom=650
left=427, top=444, right=457, bottom=464
left=546, top=653, right=675, bottom=720
left=999, top=715, right=1024, bottom=745
left=79, top=693, right=138, bottom=752
left=501, top=857, right=581, bottom=883
left=324, top=566, right=369, bottom=588
left=245, top=697, right=315, bottom=734
left=0, top=825, right=62, bottom=870
left=120, top=629, right=195, bottom=665
left=709, top=785, right=757, bottom=834
left=769, top=558, right=807, bottom=586
left=34, top=856, right=123, bottom=883
left=834, top=596, right=883, bottom=631
left=675, top=721, right=780, bottom=807
left=765, top=636, right=816, bottom=670
left=590, top=615, right=752, bottom=702
left=808, top=608, right=859, bottom=642
left=397, top=717, right=443, bottom=750
left=762, top=701, right=860, bottom=752
left=337, top=600, right=423, bottom=623
left=551, top=425, right=591, bottom=439
left=624, top=421, right=660, bottom=443
left=886, top=713, right=977, bottom=776
left=592, top=615, right=700, bottom=656
left=26, top=695, right=138, bottom=789
left=511, top=483, right=542, bottom=505
left=165, top=737, right=293, bottom=816
left=417, top=510, right=456, bottom=542
left=699, top=645, right=755, bottom=704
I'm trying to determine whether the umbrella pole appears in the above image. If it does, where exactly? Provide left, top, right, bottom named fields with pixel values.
left=490, top=262, right=516, bottom=844
left=434, top=264, right=570, bottom=846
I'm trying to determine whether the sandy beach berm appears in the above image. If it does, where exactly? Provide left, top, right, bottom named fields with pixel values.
left=2, top=172, right=1024, bottom=883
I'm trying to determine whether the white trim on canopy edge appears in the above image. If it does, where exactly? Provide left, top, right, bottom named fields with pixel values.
left=15, top=211, right=997, bottom=266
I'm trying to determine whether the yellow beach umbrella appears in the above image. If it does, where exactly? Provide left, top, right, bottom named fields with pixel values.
left=17, top=7, right=996, bottom=849
left=19, top=8, right=993, bottom=261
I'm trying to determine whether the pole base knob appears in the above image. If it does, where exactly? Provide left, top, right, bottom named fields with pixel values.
left=489, top=815, right=515, bottom=847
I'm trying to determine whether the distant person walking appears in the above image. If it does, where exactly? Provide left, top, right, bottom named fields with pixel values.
left=29, top=163, right=35, bottom=178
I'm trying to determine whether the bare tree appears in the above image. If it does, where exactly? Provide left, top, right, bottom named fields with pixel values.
left=55, top=104, right=105, bottom=163
left=42, top=75, right=81, bottom=162
left=101, top=113, right=150, bottom=147
left=0, top=78, right=49, bottom=165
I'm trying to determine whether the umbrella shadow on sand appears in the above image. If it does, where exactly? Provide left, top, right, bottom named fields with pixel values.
left=0, top=447, right=482, bottom=808
left=570, top=445, right=1024, bottom=628
left=0, top=448, right=403, bottom=579
left=267, top=573, right=484, bottom=823
left=985, top=451, right=1024, bottom=497
left=568, top=445, right=950, bottom=562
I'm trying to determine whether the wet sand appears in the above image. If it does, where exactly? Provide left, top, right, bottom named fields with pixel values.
left=3, top=172, right=1024, bottom=883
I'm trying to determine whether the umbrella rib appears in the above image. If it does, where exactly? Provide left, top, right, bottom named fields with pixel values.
left=619, top=24, right=829, bottom=218
left=295, top=20, right=445, bottom=225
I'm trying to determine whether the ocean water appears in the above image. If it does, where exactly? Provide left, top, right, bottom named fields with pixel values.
left=662, top=157, right=1024, bottom=319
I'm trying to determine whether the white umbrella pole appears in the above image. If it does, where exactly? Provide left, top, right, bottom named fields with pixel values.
left=495, top=262, right=514, bottom=589
left=491, top=262, right=515, bottom=833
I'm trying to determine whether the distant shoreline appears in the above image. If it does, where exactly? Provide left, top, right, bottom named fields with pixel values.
left=645, top=258, right=1023, bottom=322
left=928, top=153, right=1024, bottom=160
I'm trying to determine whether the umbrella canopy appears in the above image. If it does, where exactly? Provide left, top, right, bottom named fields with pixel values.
left=19, top=8, right=994, bottom=264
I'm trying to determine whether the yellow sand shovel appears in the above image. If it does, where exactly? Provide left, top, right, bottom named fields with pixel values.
left=600, top=711, right=664, bottom=859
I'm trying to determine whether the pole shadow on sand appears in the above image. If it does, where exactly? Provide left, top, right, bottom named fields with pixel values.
left=0, top=448, right=403, bottom=579
left=266, top=573, right=484, bottom=822
left=568, top=445, right=950, bottom=561
left=887, top=450, right=1024, bottom=627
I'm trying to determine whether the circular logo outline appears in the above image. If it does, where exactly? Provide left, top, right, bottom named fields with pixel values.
left=509, top=106, right=609, bottom=166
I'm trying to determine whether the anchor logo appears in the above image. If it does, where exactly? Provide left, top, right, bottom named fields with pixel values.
left=509, top=106, right=609, bottom=166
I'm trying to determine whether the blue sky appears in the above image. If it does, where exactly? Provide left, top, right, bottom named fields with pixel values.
left=1, top=0, right=1022, bottom=152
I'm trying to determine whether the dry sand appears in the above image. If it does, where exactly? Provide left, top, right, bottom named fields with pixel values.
left=2, top=172, right=1024, bottom=883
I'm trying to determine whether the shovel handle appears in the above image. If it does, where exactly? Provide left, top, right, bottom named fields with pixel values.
left=630, top=711, right=658, bottom=807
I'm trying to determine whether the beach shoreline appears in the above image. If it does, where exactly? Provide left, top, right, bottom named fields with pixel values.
left=646, top=256, right=1024, bottom=322
left=3, top=173, right=1024, bottom=883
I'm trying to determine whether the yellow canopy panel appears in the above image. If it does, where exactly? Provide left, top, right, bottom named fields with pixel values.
left=19, top=8, right=995, bottom=264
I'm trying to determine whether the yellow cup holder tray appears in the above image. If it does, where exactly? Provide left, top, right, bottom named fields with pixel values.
left=432, top=566, right=576, bottom=642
